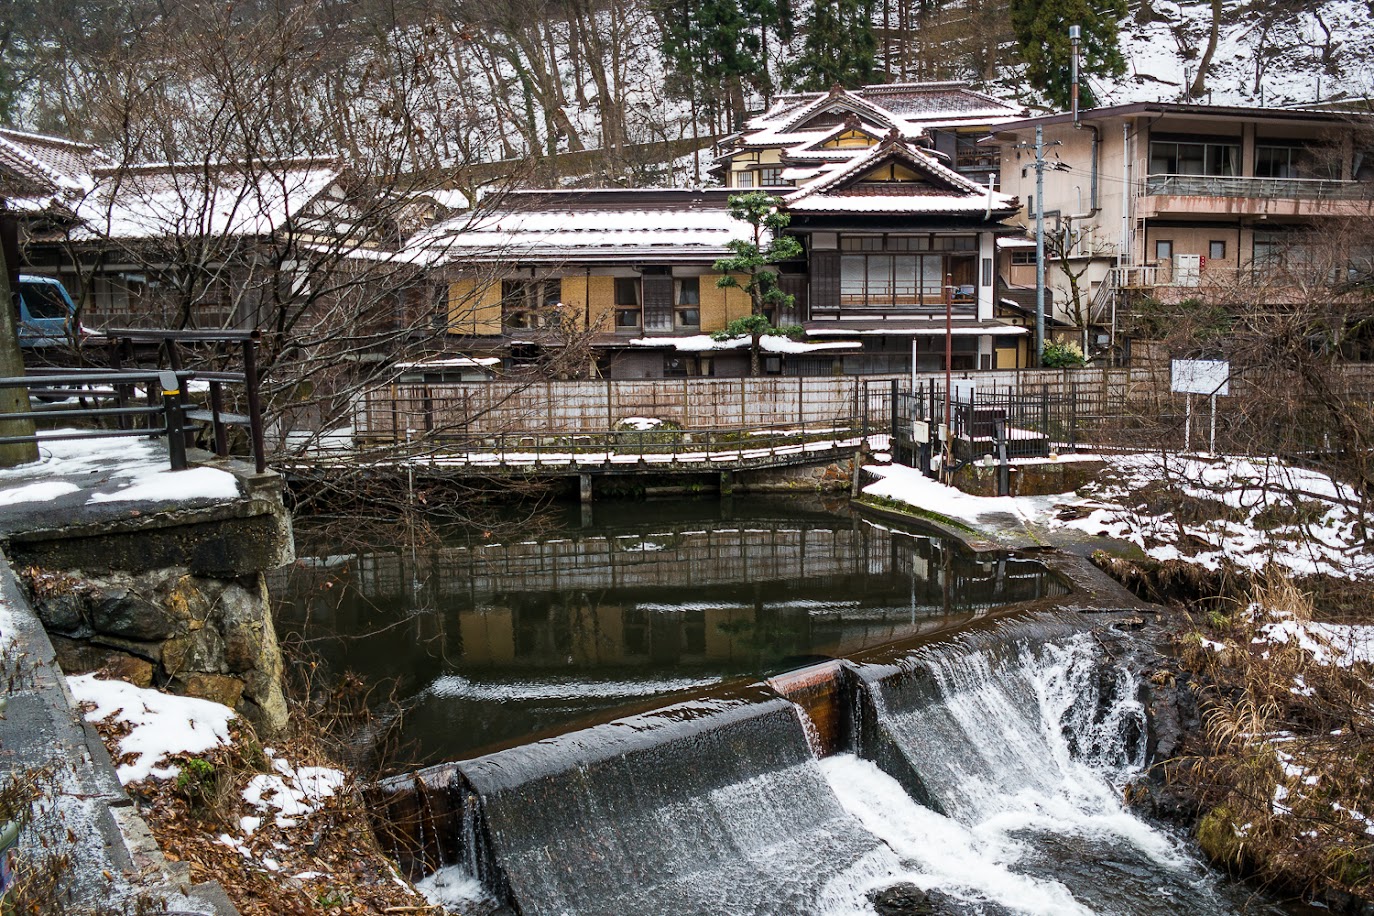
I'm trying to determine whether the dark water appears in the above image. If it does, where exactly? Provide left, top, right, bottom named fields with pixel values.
left=271, top=496, right=1065, bottom=763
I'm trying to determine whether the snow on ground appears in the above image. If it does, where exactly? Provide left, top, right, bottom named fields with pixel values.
left=0, top=430, right=240, bottom=504
left=865, top=451, right=1374, bottom=580
left=1251, top=606, right=1374, bottom=668
left=68, top=675, right=236, bottom=783
left=0, top=481, right=81, bottom=505
left=87, top=466, right=240, bottom=504
left=241, top=753, right=346, bottom=829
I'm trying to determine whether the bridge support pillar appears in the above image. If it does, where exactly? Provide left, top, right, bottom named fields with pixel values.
left=579, top=473, right=593, bottom=505
left=719, top=470, right=734, bottom=497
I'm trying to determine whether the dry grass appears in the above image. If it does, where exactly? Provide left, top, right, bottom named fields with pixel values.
left=1170, top=571, right=1374, bottom=904
left=85, top=704, right=445, bottom=916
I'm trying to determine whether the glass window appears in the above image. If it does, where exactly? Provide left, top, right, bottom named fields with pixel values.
left=674, top=277, right=700, bottom=329
left=757, top=167, right=785, bottom=186
left=614, top=277, right=640, bottom=330
left=1209, top=240, right=1226, bottom=260
left=735, top=170, right=754, bottom=188
left=1155, top=239, right=1173, bottom=261
left=1149, top=139, right=1239, bottom=176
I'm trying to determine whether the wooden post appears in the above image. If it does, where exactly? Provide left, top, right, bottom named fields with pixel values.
left=0, top=217, right=37, bottom=467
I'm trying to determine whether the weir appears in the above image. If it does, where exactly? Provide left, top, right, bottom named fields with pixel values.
left=369, top=604, right=1255, bottom=916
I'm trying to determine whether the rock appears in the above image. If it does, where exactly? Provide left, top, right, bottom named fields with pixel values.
left=177, top=673, right=245, bottom=709
left=51, top=638, right=154, bottom=686
left=866, top=883, right=990, bottom=915
left=100, top=653, right=155, bottom=688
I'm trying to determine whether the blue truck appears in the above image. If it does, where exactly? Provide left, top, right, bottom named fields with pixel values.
left=14, top=274, right=79, bottom=347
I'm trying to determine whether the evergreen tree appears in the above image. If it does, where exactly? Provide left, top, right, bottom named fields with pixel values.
left=659, top=0, right=765, bottom=132
left=713, top=192, right=804, bottom=376
left=1009, top=0, right=1127, bottom=109
left=786, top=0, right=878, bottom=91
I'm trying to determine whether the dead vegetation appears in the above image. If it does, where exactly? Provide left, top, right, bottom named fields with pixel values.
left=1145, top=571, right=1374, bottom=908
left=82, top=692, right=444, bottom=916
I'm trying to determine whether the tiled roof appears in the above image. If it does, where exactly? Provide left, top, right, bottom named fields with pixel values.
left=0, top=127, right=107, bottom=195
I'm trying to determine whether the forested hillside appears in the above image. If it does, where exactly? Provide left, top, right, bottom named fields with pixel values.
left=0, top=0, right=1370, bottom=186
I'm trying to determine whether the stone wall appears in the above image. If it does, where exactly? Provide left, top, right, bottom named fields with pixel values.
left=20, top=565, right=288, bottom=733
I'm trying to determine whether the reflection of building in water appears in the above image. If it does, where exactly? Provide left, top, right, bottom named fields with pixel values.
left=278, top=522, right=1064, bottom=676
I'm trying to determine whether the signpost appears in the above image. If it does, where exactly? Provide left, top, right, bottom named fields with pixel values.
left=1171, top=359, right=1230, bottom=454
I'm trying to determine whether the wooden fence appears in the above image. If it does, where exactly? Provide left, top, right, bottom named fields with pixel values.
left=354, top=374, right=907, bottom=440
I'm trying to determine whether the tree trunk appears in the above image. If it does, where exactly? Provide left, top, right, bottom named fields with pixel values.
left=0, top=217, right=39, bottom=467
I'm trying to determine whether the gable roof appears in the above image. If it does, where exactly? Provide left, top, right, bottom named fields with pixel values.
left=717, top=82, right=1024, bottom=180
left=0, top=127, right=108, bottom=199
left=784, top=134, right=1016, bottom=214
left=70, top=158, right=341, bottom=241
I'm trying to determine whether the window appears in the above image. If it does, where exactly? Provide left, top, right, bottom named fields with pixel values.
left=1149, top=139, right=1239, bottom=176
left=502, top=278, right=560, bottom=329
left=674, top=277, right=700, bottom=330
left=1154, top=240, right=1173, bottom=262
left=756, top=166, right=785, bottom=187
left=614, top=277, right=641, bottom=330
left=1255, top=143, right=1340, bottom=180
left=734, top=170, right=754, bottom=189
left=1209, top=240, right=1227, bottom=260
left=837, top=235, right=977, bottom=307
left=1010, top=250, right=1036, bottom=266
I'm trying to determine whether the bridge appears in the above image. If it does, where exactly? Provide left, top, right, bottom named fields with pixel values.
left=285, top=421, right=893, bottom=500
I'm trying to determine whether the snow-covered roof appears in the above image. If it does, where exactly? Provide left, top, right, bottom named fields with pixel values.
left=0, top=127, right=107, bottom=197
left=783, top=136, right=1017, bottom=216
left=412, top=197, right=753, bottom=264
left=625, top=334, right=860, bottom=354
left=72, top=159, right=340, bottom=241
left=719, top=82, right=1025, bottom=175
left=806, top=320, right=1026, bottom=337
left=394, top=355, right=501, bottom=370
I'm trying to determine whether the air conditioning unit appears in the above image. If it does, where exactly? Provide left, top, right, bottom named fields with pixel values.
left=1175, top=254, right=1202, bottom=286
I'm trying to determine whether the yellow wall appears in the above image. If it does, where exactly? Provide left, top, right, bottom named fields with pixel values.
left=562, top=275, right=616, bottom=333
left=447, top=278, right=502, bottom=334
left=700, top=273, right=753, bottom=329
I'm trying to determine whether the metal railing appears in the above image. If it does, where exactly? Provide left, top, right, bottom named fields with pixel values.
left=12, top=358, right=266, bottom=473
left=1144, top=173, right=1373, bottom=201
left=3, top=369, right=194, bottom=470
left=100, top=328, right=266, bottom=473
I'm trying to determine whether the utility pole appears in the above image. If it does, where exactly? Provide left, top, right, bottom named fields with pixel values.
left=1034, top=124, right=1046, bottom=366
left=1015, top=126, right=1058, bottom=367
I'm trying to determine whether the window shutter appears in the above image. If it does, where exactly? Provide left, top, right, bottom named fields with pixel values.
left=642, top=273, right=673, bottom=334
left=811, top=251, right=840, bottom=311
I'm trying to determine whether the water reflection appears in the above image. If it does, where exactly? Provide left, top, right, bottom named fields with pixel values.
left=272, top=498, right=1066, bottom=763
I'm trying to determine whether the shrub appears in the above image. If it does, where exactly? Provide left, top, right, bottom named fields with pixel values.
left=1042, top=340, right=1086, bottom=368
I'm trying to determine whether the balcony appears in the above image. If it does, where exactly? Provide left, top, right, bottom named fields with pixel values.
left=1145, top=173, right=1370, bottom=200
left=1140, top=174, right=1374, bottom=218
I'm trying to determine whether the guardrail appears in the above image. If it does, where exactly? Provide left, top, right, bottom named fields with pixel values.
left=8, top=365, right=265, bottom=472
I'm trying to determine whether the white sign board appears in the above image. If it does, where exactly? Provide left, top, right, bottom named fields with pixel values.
left=952, top=380, right=977, bottom=405
left=1171, top=359, right=1230, bottom=396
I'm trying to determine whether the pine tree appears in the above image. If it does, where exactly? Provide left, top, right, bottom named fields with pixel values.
left=1009, top=0, right=1127, bottom=109
left=713, top=192, right=805, bottom=376
left=786, top=0, right=878, bottom=91
left=659, top=0, right=766, bottom=132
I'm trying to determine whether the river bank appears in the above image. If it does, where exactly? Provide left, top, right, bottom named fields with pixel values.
left=855, top=457, right=1374, bottom=912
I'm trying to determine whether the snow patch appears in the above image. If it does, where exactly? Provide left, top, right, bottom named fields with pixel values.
left=68, top=675, right=236, bottom=784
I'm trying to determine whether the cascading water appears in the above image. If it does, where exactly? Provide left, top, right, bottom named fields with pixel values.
left=411, top=620, right=1297, bottom=915
left=829, top=626, right=1280, bottom=915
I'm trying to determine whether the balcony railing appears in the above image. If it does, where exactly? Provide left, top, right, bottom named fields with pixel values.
left=1143, top=173, right=1373, bottom=201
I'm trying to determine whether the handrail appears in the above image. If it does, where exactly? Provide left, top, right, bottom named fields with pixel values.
left=0, top=366, right=265, bottom=472
left=1143, top=173, right=1372, bottom=201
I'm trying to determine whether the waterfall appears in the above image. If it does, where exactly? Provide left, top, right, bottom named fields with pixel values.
left=407, top=620, right=1283, bottom=915
left=828, top=626, right=1262, bottom=916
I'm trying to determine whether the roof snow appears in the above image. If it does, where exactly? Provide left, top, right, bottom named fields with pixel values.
left=413, top=203, right=755, bottom=264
